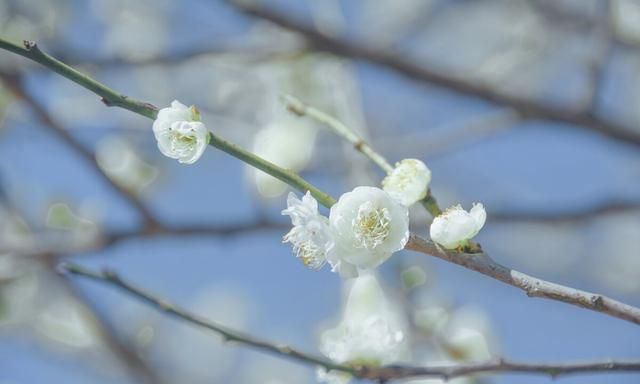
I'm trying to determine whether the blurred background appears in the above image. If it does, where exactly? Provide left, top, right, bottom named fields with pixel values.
left=0, top=0, right=639, bottom=383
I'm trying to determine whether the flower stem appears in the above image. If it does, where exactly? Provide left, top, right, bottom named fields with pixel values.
left=281, top=94, right=394, bottom=173
left=282, top=94, right=442, bottom=216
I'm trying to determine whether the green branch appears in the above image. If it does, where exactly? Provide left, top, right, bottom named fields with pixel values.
left=0, top=39, right=158, bottom=119
left=0, top=38, right=335, bottom=208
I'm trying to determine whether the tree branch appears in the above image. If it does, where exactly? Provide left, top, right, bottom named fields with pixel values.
left=59, top=262, right=640, bottom=381
left=405, top=234, right=640, bottom=325
left=2, top=38, right=639, bottom=325
left=225, top=1, right=640, bottom=148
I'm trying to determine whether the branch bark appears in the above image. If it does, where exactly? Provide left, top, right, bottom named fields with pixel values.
left=405, top=234, right=640, bottom=325
left=59, top=262, right=640, bottom=381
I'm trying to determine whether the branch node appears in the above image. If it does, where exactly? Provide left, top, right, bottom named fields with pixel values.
left=23, top=40, right=37, bottom=51
left=592, top=295, right=605, bottom=309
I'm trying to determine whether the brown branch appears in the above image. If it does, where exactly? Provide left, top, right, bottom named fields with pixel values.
left=59, top=262, right=640, bottom=380
left=0, top=73, right=161, bottom=230
left=226, top=1, right=640, bottom=148
left=405, top=234, right=640, bottom=325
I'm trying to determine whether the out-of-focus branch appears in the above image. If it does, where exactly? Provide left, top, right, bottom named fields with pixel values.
left=0, top=73, right=160, bottom=230
left=59, top=262, right=640, bottom=381
left=490, top=200, right=640, bottom=223
left=529, top=0, right=640, bottom=51
left=100, top=220, right=289, bottom=248
left=405, top=234, right=640, bottom=325
left=52, top=267, right=164, bottom=384
left=2, top=39, right=639, bottom=325
left=582, top=0, right=614, bottom=111
left=51, top=44, right=302, bottom=68
left=226, top=1, right=640, bottom=148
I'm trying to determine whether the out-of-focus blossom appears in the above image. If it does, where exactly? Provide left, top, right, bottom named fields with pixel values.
left=34, top=295, right=98, bottom=348
left=96, top=136, right=158, bottom=192
left=251, top=120, right=317, bottom=198
left=440, top=306, right=497, bottom=362
left=382, top=159, right=431, bottom=207
left=153, top=100, right=209, bottom=164
left=430, top=204, right=486, bottom=249
left=319, top=274, right=409, bottom=371
left=329, top=187, right=409, bottom=270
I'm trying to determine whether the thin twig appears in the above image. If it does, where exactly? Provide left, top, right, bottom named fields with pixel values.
left=59, top=262, right=640, bottom=381
left=2, top=38, right=640, bottom=325
left=281, top=94, right=442, bottom=216
left=59, top=262, right=354, bottom=375
left=52, top=268, right=164, bottom=384
left=0, top=73, right=160, bottom=230
left=281, top=94, right=393, bottom=173
left=226, top=0, right=640, bottom=148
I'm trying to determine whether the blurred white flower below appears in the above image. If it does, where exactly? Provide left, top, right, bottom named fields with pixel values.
left=318, top=273, right=409, bottom=383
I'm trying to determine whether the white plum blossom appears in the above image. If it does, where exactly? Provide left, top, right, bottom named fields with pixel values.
left=329, top=187, right=409, bottom=270
left=382, top=159, right=432, bottom=207
left=282, top=191, right=334, bottom=270
left=319, top=273, right=408, bottom=377
left=430, top=204, right=486, bottom=249
left=152, top=100, right=209, bottom=164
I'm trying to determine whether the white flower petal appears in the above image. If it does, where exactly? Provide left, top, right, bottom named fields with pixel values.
left=430, top=204, right=486, bottom=249
left=282, top=191, right=333, bottom=270
left=152, top=100, right=209, bottom=164
left=382, top=159, right=431, bottom=207
left=470, top=203, right=487, bottom=231
left=329, top=187, right=409, bottom=269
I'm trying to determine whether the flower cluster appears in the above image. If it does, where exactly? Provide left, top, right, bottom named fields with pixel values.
left=152, top=100, right=209, bottom=164
left=282, top=187, right=409, bottom=277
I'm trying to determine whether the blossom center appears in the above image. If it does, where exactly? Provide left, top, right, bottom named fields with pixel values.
left=352, top=202, right=391, bottom=249
left=294, top=240, right=326, bottom=269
